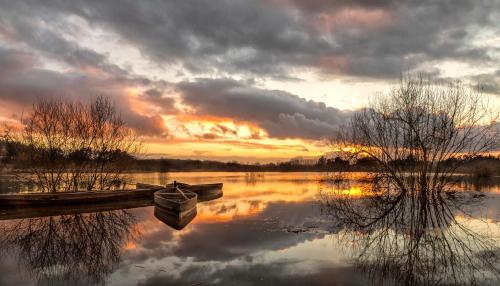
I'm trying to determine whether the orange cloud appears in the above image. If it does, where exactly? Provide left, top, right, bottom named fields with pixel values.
left=309, top=8, right=392, bottom=33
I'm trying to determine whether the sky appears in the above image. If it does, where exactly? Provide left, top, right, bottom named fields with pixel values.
left=0, top=0, right=499, bottom=163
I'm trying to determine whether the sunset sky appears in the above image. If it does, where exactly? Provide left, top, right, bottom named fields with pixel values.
left=0, top=0, right=499, bottom=162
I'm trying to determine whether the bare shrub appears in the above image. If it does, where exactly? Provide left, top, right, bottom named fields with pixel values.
left=20, top=96, right=139, bottom=192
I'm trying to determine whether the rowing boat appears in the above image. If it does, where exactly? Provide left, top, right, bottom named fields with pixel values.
left=153, top=187, right=197, bottom=218
left=0, top=184, right=164, bottom=207
left=166, top=182, right=223, bottom=201
left=166, top=182, right=223, bottom=192
left=0, top=198, right=154, bottom=220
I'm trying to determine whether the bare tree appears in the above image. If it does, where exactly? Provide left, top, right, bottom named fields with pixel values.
left=20, top=96, right=140, bottom=192
left=323, top=76, right=500, bottom=285
left=333, top=76, right=499, bottom=197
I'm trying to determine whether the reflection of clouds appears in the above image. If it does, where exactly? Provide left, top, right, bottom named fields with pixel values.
left=131, top=172, right=325, bottom=222
left=111, top=198, right=350, bottom=285
left=124, top=201, right=330, bottom=265
left=135, top=260, right=372, bottom=286
left=119, top=236, right=371, bottom=286
left=462, top=194, right=500, bottom=222
left=112, top=195, right=354, bottom=285
left=118, top=173, right=500, bottom=286
left=190, top=177, right=324, bottom=222
left=171, top=219, right=318, bottom=261
left=3, top=172, right=497, bottom=285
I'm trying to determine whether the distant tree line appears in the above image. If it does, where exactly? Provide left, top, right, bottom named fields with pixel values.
left=2, top=139, right=498, bottom=174
left=26, top=154, right=494, bottom=173
left=2, top=137, right=498, bottom=176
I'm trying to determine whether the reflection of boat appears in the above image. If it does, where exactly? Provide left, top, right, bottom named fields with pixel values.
left=153, top=183, right=223, bottom=230
left=154, top=187, right=197, bottom=218
left=154, top=205, right=197, bottom=230
left=0, top=198, right=153, bottom=221
left=166, top=182, right=223, bottom=201
left=0, top=184, right=163, bottom=207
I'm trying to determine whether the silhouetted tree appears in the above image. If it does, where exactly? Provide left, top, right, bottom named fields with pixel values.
left=19, top=96, right=140, bottom=192
left=333, top=76, right=499, bottom=195
left=326, top=75, right=500, bottom=285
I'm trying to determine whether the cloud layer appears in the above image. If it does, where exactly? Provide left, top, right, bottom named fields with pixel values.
left=178, top=79, right=351, bottom=139
left=2, top=0, right=499, bottom=80
left=0, top=0, right=498, bottom=158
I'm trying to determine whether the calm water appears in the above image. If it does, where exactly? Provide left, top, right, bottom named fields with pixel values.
left=0, top=172, right=499, bottom=286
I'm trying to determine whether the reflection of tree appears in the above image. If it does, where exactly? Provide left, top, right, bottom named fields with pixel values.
left=245, top=172, right=265, bottom=186
left=321, top=180, right=500, bottom=286
left=0, top=211, right=139, bottom=285
left=324, top=76, right=500, bottom=285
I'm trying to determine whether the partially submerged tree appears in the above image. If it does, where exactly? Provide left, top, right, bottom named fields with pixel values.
left=20, top=96, right=139, bottom=192
left=334, top=76, right=499, bottom=196
left=324, top=76, right=500, bottom=285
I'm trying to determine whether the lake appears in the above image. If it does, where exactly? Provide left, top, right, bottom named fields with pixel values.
left=0, top=172, right=499, bottom=286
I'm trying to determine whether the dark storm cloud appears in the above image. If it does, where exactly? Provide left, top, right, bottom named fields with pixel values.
left=178, top=78, right=351, bottom=139
left=0, top=0, right=498, bottom=139
left=1, top=0, right=497, bottom=79
left=0, top=1, right=179, bottom=136
left=0, top=47, right=36, bottom=75
left=0, top=48, right=169, bottom=136
left=0, top=1, right=129, bottom=77
left=281, top=0, right=399, bottom=11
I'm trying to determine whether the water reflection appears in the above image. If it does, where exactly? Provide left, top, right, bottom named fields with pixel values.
left=0, top=211, right=139, bottom=285
left=321, top=178, right=500, bottom=286
left=0, top=172, right=498, bottom=286
left=154, top=206, right=197, bottom=230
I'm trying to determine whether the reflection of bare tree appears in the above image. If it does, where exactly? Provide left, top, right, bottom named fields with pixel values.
left=0, top=211, right=139, bottom=285
left=321, top=181, right=500, bottom=286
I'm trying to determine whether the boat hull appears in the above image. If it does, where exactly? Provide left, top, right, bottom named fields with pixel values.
left=0, top=184, right=164, bottom=207
left=154, top=188, right=197, bottom=214
left=0, top=198, right=154, bottom=220
left=166, top=182, right=223, bottom=201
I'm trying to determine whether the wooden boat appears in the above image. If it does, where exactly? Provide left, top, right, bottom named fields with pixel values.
left=0, top=198, right=154, bottom=221
left=136, top=183, right=165, bottom=190
left=166, top=182, right=223, bottom=201
left=154, top=205, right=197, bottom=230
left=197, top=191, right=223, bottom=202
left=153, top=187, right=197, bottom=218
left=0, top=184, right=164, bottom=207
